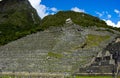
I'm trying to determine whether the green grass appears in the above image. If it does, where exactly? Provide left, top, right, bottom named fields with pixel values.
left=41, top=11, right=120, bottom=33
left=47, top=52, right=63, bottom=58
left=0, top=76, right=14, bottom=78
left=86, top=34, right=110, bottom=48
left=67, top=76, right=120, bottom=78
left=75, top=76, right=112, bottom=78
left=41, top=11, right=107, bottom=30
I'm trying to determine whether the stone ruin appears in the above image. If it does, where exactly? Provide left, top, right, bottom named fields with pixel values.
left=65, top=18, right=73, bottom=24
left=78, top=51, right=115, bottom=74
left=75, top=36, right=120, bottom=76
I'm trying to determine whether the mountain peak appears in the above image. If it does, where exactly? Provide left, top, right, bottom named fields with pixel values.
left=0, top=0, right=40, bottom=25
left=0, top=0, right=41, bottom=45
left=41, top=11, right=107, bottom=29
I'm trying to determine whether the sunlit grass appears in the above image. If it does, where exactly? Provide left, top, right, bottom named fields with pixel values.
left=86, top=34, right=110, bottom=48
left=75, top=76, right=112, bottom=78
left=66, top=76, right=120, bottom=78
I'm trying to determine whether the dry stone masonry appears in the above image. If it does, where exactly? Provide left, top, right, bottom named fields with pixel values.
left=0, top=24, right=118, bottom=74
left=76, top=36, right=120, bottom=76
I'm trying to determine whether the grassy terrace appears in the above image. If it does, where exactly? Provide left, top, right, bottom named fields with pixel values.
left=47, top=52, right=63, bottom=59
left=86, top=34, right=110, bottom=48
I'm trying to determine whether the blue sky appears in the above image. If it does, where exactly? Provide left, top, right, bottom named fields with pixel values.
left=29, top=0, right=120, bottom=27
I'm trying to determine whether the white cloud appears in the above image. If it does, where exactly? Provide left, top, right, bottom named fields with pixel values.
left=28, top=0, right=58, bottom=18
left=114, top=9, right=119, bottom=14
left=96, top=11, right=112, bottom=19
left=50, top=7, right=58, bottom=12
left=71, top=7, right=85, bottom=13
left=114, top=9, right=120, bottom=17
left=36, top=4, right=49, bottom=18
left=28, top=0, right=40, bottom=7
left=107, top=14, right=111, bottom=19
left=28, top=0, right=48, bottom=18
left=104, top=20, right=120, bottom=28
left=96, top=12, right=103, bottom=17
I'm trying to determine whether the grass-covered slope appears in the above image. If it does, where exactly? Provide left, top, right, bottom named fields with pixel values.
left=41, top=11, right=120, bottom=32
left=41, top=11, right=105, bottom=29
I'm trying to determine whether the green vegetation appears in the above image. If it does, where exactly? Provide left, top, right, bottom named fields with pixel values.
left=0, top=23, right=42, bottom=45
left=0, top=10, right=119, bottom=46
left=67, top=76, right=120, bottom=78
left=41, top=11, right=107, bottom=29
left=86, top=34, right=110, bottom=48
left=41, top=11, right=120, bottom=32
left=48, top=52, right=63, bottom=58
left=0, top=76, right=14, bottom=78
left=0, top=0, right=41, bottom=45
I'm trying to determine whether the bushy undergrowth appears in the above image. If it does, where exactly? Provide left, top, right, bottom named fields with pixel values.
left=0, top=23, right=42, bottom=45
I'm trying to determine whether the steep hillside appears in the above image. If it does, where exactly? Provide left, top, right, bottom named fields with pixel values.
left=41, top=11, right=115, bottom=29
left=0, top=22, right=119, bottom=73
left=41, top=11, right=120, bottom=34
left=0, top=0, right=41, bottom=45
